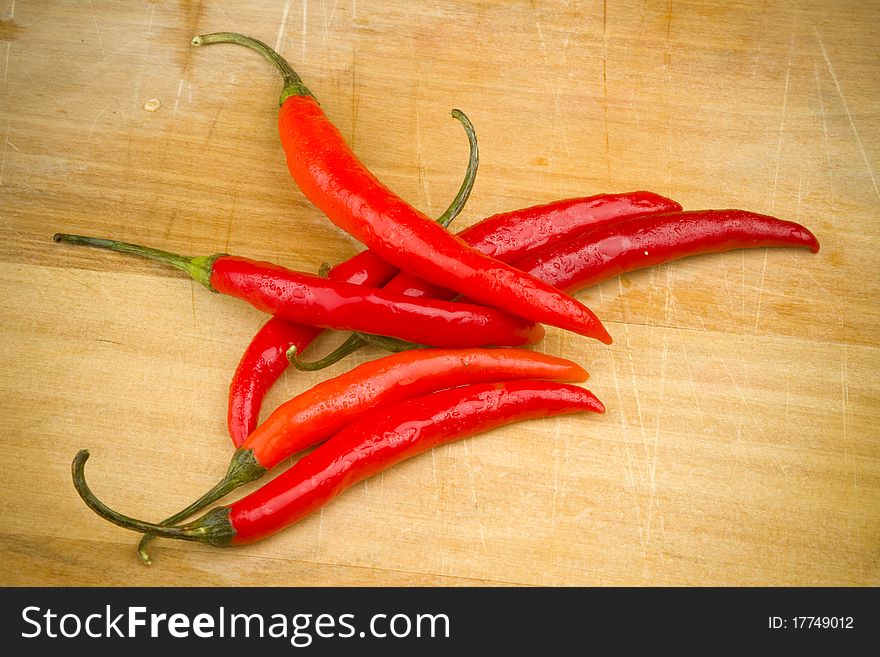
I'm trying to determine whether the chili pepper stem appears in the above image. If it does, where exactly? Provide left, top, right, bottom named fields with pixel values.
left=192, top=32, right=315, bottom=105
left=437, top=109, right=478, bottom=228
left=53, top=233, right=222, bottom=291
left=286, top=334, right=366, bottom=371
left=72, top=450, right=236, bottom=549
left=357, top=333, right=424, bottom=352
left=136, top=448, right=266, bottom=564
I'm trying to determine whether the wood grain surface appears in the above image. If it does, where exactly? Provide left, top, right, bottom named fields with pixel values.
left=1, top=0, right=877, bottom=586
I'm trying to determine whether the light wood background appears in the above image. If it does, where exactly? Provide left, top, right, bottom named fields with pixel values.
left=1, top=0, right=877, bottom=586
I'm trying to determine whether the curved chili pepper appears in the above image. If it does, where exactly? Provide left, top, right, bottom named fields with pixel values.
left=227, top=318, right=321, bottom=449
left=381, top=191, right=683, bottom=300
left=72, top=380, right=605, bottom=550
left=133, top=348, right=589, bottom=563
left=511, top=209, right=820, bottom=294
left=227, top=108, right=480, bottom=447
left=191, top=33, right=612, bottom=344
left=52, top=234, right=543, bottom=349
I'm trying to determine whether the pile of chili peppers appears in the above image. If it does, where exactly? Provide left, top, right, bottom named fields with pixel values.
left=60, top=33, right=819, bottom=564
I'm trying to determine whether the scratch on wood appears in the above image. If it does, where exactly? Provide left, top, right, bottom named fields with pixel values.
left=460, top=438, right=488, bottom=552
left=754, top=34, right=795, bottom=335
left=316, top=507, right=324, bottom=558
left=190, top=282, right=197, bottom=329
left=350, top=53, right=358, bottom=148
left=224, top=193, right=238, bottom=253
left=85, top=99, right=114, bottom=155
left=618, top=280, right=648, bottom=460
left=301, top=0, right=308, bottom=61
left=533, top=14, right=547, bottom=63
left=812, top=59, right=840, bottom=260
left=608, top=347, right=647, bottom=558
left=751, top=250, right=769, bottom=336
left=677, top=329, right=707, bottom=438
left=769, top=33, right=794, bottom=213
left=87, top=0, right=106, bottom=60
left=718, top=356, right=760, bottom=438
left=840, top=328, right=853, bottom=490
left=275, top=0, right=292, bottom=52
left=413, top=103, right=432, bottom=216
left=201, top=102, right=225, bottom=151
left=619, top=299, right=657, bottom=549
left=602, top=8, right=610, bottom=186
left=0, top=119, right=10, bottom=186
left=603, top=0, right=607, bottom=38
left=320, top=0, right=340, bottom=45
left=173, top=78, right=185, bottom=113
left=460, top=440, right=477, bottom=507
left=815, top=27, right=880, bottom=200
left=716, top=253, right=737, bottom=324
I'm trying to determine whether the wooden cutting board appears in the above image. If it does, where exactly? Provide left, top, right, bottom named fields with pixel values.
left=1, top=0, right=877, bottom=586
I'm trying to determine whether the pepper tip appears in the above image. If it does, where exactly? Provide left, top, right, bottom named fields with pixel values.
left=596, top=324, right=613, bottom=345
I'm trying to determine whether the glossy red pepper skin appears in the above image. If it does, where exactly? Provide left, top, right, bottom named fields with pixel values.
left=278, top=96, right=611, bottom=344
left=512, top=209, right=820, bottom=294
left=227, top=318, right=321, bottom=448
left=242, top=348, right=587, bottom=469
left=382, top=191, right=683, bottom=300
left=321, top=246, right=401, bottom=288
left=230, top=380, right=604, bottom=544
left=228, top=191, right=680, bottom=444
left=209, top=255, right=543, bottom=348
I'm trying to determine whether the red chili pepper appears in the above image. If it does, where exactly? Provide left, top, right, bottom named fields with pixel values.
left=510, top=209, right=820, bottom=294
left=227, top=318, right=321, bottom=449
left=192, top=33, right=612, bottom=344
left=52, top=234, right=543, bottom=349
left=132, top=348, right=590, bottom=562
left=72, top=380, right=605, bottom=549
left=230, top=191, right=681, bottom=444
left=382, top=191, right=683, bottom=300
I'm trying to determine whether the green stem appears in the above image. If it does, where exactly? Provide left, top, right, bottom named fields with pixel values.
left=286, top=333, right=367, bottom=371
left=53, top=233, right=221, bottom=291
left=356, top=332, right=425, bottom=353
left=71, top=450, right=236, bottom=552
left=136, top=449, right=266, bottom=564
left=437, top=109, right=478, bottom=228
left=191, top=32, right=315, bottom=105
